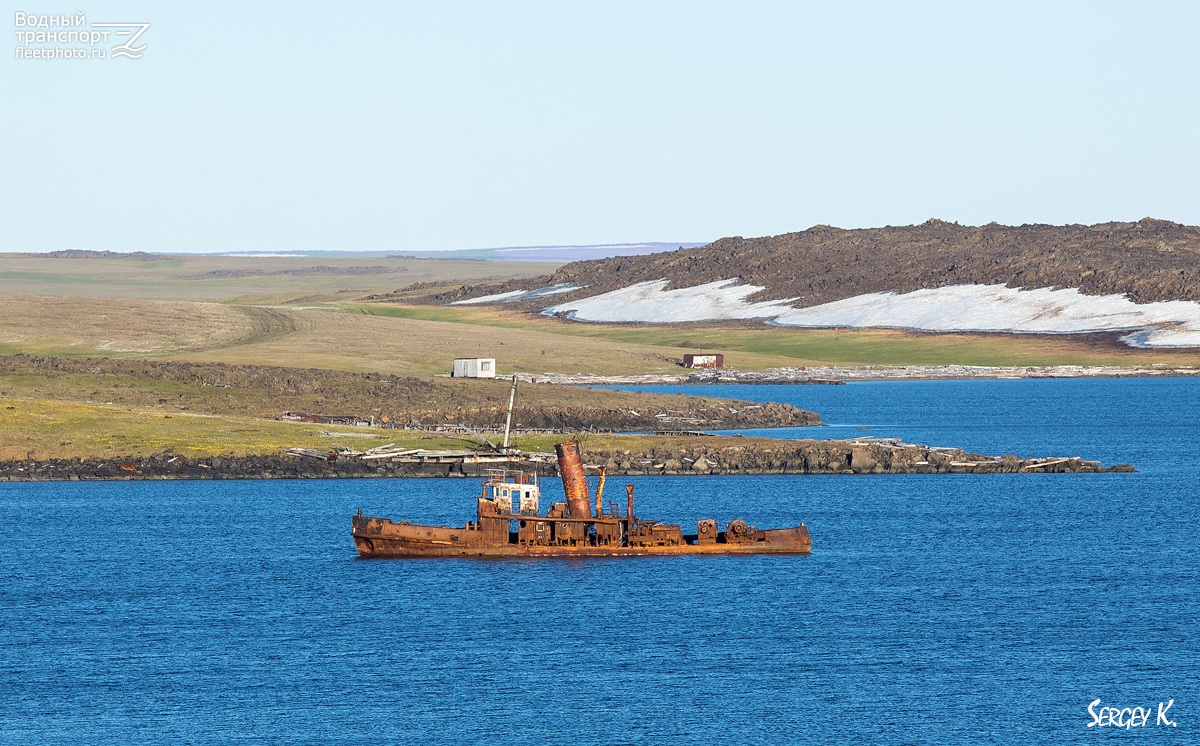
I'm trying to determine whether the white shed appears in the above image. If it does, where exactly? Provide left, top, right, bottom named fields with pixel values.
left=452, top=358, right=496, bottom=378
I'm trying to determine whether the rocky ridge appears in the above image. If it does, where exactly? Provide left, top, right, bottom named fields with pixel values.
left=392, top=218, right=1200, bottom=309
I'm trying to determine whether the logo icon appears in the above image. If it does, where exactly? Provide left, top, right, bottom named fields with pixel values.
left=90, top=22, right=150, bottom=59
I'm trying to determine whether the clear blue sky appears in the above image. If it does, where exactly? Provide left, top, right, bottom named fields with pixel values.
left=3, top=1, right=1197, bottom=253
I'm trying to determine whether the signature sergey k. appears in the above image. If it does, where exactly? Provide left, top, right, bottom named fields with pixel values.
left=1088, top=698, right=1177, bottom=729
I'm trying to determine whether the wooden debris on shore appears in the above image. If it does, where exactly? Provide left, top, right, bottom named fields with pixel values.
left=282, top=448, right=334, bottom=460
left=1020, top=457, right=1075, bottom=470
left=280, top=444, right=557, bottom=466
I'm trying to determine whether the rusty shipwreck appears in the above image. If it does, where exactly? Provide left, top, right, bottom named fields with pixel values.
left=351, top=441, right=811, bottom=557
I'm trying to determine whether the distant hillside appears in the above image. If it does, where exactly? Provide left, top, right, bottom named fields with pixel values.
left=391, top=219, right=1200, bottom=348
left=412, top=218, right=1200, bottom=306
left=28, top=249, right=167, bottom=260
left=6, top=242, right=703, bottom=263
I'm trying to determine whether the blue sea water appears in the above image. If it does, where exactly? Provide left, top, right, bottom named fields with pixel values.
left=1, top=378, right=1197, bottom=744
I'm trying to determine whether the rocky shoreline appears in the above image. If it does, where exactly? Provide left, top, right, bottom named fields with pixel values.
left=0, top=439, right=1131, bottom=481
left=518, top=364, right=1200, bottom=386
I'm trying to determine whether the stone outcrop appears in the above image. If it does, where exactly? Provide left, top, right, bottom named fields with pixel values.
left=0, top=441, right=1130, bottom=481
left=586, top=440, right=1126, bottom=476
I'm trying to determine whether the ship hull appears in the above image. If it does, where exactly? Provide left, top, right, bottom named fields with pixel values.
left=352, top=515, right=811, bottom=558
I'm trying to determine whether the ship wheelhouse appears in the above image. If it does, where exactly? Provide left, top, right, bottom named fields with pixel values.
left=483, top=467, right=540, bottom=516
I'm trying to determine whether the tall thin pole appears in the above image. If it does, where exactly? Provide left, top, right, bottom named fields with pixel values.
left=502, top=375, right=517, bottom=449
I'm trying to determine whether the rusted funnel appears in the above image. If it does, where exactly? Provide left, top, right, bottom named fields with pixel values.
left=555, top=441, right=592, bottom=519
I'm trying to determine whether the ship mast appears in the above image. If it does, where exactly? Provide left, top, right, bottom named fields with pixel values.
left=502, top=375, right=517, bottom=450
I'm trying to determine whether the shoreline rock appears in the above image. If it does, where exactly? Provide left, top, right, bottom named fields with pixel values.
left=0, top=441, right=1132, bottom=482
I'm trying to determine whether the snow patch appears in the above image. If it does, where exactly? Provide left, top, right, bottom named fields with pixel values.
left=540, top=279, right=1200, bottom=348
left=451, top=284, right=581, bottom=305
left=544, top=279, right=795, bottom=322
left=770, top=285, right=1200, bottom=348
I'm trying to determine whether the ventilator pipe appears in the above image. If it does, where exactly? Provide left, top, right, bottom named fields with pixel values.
left=554, top=441, right=592, bottom=519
